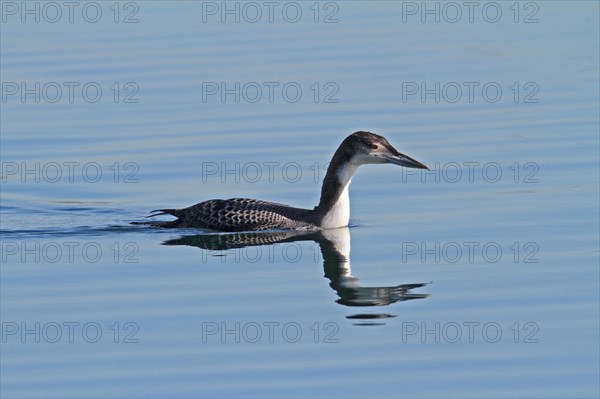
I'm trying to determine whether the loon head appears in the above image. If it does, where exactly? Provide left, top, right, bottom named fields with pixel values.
left=315, top=131, right=430, bottom=226
left=342, top=131, right=430, bottom=170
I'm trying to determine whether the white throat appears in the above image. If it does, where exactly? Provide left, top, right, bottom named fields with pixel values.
left=319, top=161, right=359, bottom=229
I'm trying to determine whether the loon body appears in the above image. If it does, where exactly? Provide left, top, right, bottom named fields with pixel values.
left=143, top=131, right=428, bottom=231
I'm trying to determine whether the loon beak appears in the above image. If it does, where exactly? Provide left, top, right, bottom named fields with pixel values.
left=385, top=151, right=430, bottom=170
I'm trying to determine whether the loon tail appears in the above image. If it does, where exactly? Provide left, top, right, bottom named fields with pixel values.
left=146, top=209, right=179, bottom=218
left=130, top=209, right=185, bottom=228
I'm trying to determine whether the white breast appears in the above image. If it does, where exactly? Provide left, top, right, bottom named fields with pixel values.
left=320, top=181, right=351, bottom=228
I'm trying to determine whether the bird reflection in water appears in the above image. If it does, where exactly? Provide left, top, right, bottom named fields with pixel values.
left=163, top=228, right=428, bottom=326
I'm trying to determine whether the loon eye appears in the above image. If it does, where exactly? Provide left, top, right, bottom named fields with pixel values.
left=362, top=139, right=377, bottom=149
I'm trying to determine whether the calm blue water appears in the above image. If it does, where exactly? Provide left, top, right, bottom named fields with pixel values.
left=1, top=1, right=599, bottom=398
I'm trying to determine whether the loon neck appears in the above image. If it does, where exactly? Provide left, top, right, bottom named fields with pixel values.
left=314, top=145, right=361, bottom=228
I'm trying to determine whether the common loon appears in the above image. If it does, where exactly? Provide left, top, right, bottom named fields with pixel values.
left=141, top=131, right=429, bottom=231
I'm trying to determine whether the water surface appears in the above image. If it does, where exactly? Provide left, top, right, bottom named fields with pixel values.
left=1, top=2, right=599, bottom=398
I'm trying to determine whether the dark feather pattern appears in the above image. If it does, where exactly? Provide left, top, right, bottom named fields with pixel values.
left=145, top=198, right=319, bottom=232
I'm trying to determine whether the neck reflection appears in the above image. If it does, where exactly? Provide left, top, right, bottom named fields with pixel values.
left=163, top=228, right=429, bottom=324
